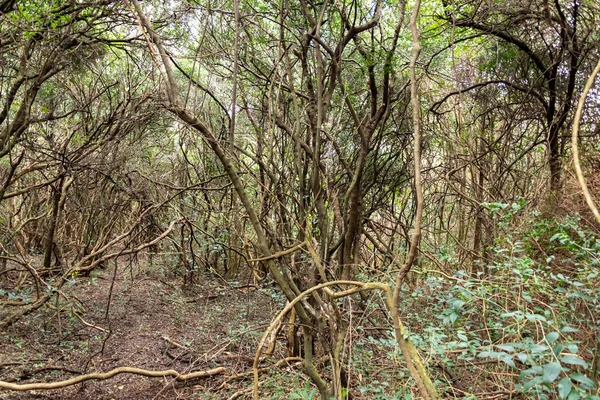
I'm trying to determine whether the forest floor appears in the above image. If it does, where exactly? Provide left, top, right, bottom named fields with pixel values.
left=2, top=223, right=599, bottom=400
left=0, top=258, right=296, bottom=400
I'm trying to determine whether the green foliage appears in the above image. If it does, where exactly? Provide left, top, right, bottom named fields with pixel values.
left=261, top=373, right=307, bottom=400
left=404, top=209, right=600, bottom=399
left=289, top=382, right=317, bottom=400
left=350, top=332, right=413, bottom=399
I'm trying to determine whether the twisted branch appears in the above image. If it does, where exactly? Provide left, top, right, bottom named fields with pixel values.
left=0, top=366, right=226, bottom=391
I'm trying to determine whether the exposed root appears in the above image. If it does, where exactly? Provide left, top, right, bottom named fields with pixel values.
left=0, top=366, right=226, bottom=391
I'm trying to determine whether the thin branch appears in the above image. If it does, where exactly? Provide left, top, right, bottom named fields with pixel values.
left=247, top=241, right=308, bottom=262
left=430, top=80, right=548, bottom=114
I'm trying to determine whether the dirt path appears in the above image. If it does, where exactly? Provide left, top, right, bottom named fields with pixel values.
left=0, top=261, right=285, bottom=399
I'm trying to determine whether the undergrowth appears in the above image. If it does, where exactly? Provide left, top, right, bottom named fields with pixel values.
left=343, top=204, right=600, bottom=399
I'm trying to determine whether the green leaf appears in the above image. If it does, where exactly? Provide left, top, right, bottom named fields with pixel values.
left=560, top=325, right=579, bottom=333
left=449, top=311, right=458, bottom=324
left=546, top=332, right=560, bottom=343
left=496, top=344, right=516, bottom=352
left=458, top=288, right=472, bottom=300
left=529, top=344, right=549, bottom=353
left=523, top=365, right=543, bottom=375
left=516, top=353, right=528, bottom=363
left=526, top=313, right=547, bottom=322
left=523, top=376, right=543, bottom=391
left=542, top=362, right=562, bottom=383
left=500, top=355, right=516, bottom=368
left=567, top=390, right=580, bottom=400
left=558, top=377, right=572, bottom=399
left=570, top=373, right=595, bottom=388
left=567, top=344, right=579, bottom=353
left=560, top=355, right=587, bottom=368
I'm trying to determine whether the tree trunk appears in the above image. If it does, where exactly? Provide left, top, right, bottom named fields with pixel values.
left=42, top=177, right=64, bottom=271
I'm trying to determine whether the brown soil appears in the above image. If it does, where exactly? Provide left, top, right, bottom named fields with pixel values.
left=0, top=259, right=288, bottom=400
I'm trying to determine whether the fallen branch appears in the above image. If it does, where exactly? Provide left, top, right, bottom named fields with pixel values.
left=0, top=362, right=24, bottom=368
left=10, top=365, right=82, bottom=382
left=228, top=386, right=254, bottom=400
left=72, top=309, right=108, bottom=333
left=228, top=381, right=267, bottom=400
left=0, top=292, right=54, bottom=330
left=0, top=299, right=26, bottom=306
left=0, top=366, right=226, bottom=391
left=161, top=335, right=187, bottom=350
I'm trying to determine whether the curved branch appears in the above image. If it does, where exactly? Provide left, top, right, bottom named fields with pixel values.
left=453, top=19, right=550, bottom=80
left=252, top=279, right=434, bottom=400
left=248, top=241, right=307, bottom=262
left=572, top=56, right=600, bottom=224
left=0, top=366, right=226, bottom=391
left=430, top=80, right=548, bottom=114
left=169, top=54, right=231, bottom=119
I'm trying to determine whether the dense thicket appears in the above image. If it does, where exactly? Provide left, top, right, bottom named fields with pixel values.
left=1, top=0, right=599, bottom=399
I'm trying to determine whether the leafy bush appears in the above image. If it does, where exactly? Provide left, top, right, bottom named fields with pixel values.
left=401, top=207, right=600, bottom=399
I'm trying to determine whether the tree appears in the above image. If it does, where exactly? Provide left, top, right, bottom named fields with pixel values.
left=437, top=0, right=600, bottom=191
